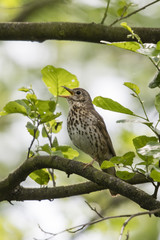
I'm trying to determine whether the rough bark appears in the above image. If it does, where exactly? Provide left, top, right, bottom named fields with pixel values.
left=0, top=155, right=160, bottom=216
left=0, top=22, right=159, bottom=43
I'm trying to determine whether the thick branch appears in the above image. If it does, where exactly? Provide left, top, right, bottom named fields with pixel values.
left=0, top=155, right=160, bottom=215
left=0, top=22, right=159, bottom=43
left=6, top=182, right=105, bottom=201
left=1, top=174, right=150, bottom=202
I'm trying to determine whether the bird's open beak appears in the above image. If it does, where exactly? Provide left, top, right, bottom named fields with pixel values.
left=59, top=86, right=74, bottom=98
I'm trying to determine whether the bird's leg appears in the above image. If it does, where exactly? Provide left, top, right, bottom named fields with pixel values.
left=83, top=159, right=96, bottom=169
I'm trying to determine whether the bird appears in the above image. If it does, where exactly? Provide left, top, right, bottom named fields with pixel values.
left=60, top=86, right=116, bottom=181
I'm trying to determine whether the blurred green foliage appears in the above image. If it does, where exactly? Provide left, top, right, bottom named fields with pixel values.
left=0, top=217, right=23, bottom=240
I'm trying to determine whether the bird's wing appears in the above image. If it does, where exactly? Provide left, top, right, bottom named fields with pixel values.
left=90, top=108, right=116, bottom=157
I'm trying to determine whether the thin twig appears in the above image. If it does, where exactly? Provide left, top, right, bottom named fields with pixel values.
left=85, top=201, right=104, bottom=218
left=101, top=0, right=111, bottom=24
left=43, top=124, right=52, bottom=147
left=27, top=121, right=40, bottom=159
left=149, top=57, right=160, bottom=71
left=126, top=231, right=129, bottom=240
left=36, top=214, right=132, bottom=240
left=43, top=124, right=56, bottom=186
left=36, top=209, right=160, bottom=240
left=110, top=0, right=160, bottom=27
left=136, top=95, right=149, bottom=121
left=48, top=168, right=56, bottom=187
left=118, top=208, right=160, bottom=240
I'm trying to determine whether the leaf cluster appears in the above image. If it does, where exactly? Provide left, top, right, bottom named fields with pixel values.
left=0, top=66, right=79, bottom=185
left=94, top=81, right=160, bottom=184
left=101, top=22, right=160, bottom=72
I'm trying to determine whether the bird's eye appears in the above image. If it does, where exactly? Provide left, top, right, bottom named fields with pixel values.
left=76, top=90, right=81, bottom=95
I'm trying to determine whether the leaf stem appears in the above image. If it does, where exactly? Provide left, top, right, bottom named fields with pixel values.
left=137, top=95, right=149, bottom=121
left=149, top=57, right=160, bottom=71
left=43, top=124, right=52, bottom=147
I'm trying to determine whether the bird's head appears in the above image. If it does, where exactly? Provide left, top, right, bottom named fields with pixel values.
left=60, top=87, right=93, bottom=106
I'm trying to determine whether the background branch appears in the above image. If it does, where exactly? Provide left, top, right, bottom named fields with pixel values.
left=101, top=0, right=111, bottom=24
left=11, top=0, right=65, bottom=22
left=37, top=208, right=160, bottom=240
left=0, top=22, right=159, bottom=43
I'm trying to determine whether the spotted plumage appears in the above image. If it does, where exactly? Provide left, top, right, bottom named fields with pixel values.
left=61, top=87, right=116, bottom=177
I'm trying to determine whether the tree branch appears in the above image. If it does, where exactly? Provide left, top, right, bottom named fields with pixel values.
left=0, top=155, right=160, bottom=215
left=5, top=182, right=105, bottom=201
left=0, top=22, right=159, bottom=43
left=37, top=208, right=160, bottom=239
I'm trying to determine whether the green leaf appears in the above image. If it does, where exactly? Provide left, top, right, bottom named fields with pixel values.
left=101, top=161, right=115, bottom=169
left=155, top=93, right=160, bottom=114
left=26, top=121, right=36, bottom=130
left=110, top=152, right=135, bottom=166
left=121, top=22, right=133, bottom=33
left=26, top=122, right=39, bottom=139
left=51, top=150, right=64, bottom=157
left=93, top=96, right=134, bottom=115
left=116, top=119, right=153, bottom=127
left=42, top=126, right=48, bottom=138
left=117, top=6, right=128, bottom=17
left=50, top=120, right=62, bottom=133
left=121, top=22, right=142, bottom=44
left=28, top=128, right=40, bottom=139
left=41, top=65, right=79, bottom=97
left=149, top=71, right=160, bottom=89
left=18, top=87, right=30, bottom=92
left=124, top=82, right=140, bottom=95
left=2, top=100, right=31, bottom=116
left=138, top=141, right=160, bottom=159
left=110, top=156, right=122, bottom=164
left=116, top=170, right=135, bottom=180
left=26, top=93, right=37, bottom=101
left=52, top=146, right=79, bottom=159
left=32, top=100, right=57, bottom=123
left=133, top=135, right=158, bottom=150
left=29, top=169, right=50, bottom=185
left=121, top=151, right=135, bottom=166
left=40, top=113, right=59, bottom=124
left=36, top=100, right=56, bottom=114
left=150, top=169, right=160, bottom=182
left=133, top=135, right=158, bottom=164
left=52, top=137, right=59, bottom=148
left=0, top=111, right=9, bottom=116
left=156, top=41, right=160, bottom=50
left=40, top=144, right=52, bottom=154
left=101, top=41, right=140, bottom=52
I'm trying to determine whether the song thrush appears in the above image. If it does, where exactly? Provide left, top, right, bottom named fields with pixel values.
left=60, top=87, right=116, bottom=179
